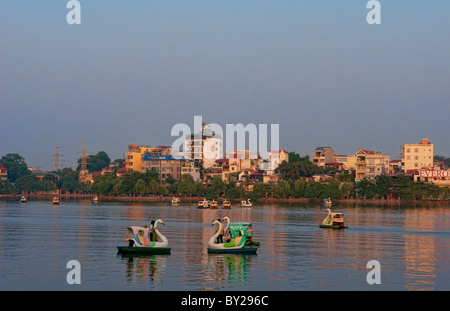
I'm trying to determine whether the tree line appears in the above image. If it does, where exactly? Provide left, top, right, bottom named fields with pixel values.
left=1, top=151, right=449, bottom=201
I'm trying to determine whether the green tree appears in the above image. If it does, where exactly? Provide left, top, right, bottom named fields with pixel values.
left=0, top=153, right=30, bottom=182
left=77, top=151, right=111, bottom=172
left=14, top=175, right=41, bottom=193
left=0, top=179, right=16, bottom=194
left=134, top=179, right=147, bottom=196
left=276, top=180, right=291, bottom=198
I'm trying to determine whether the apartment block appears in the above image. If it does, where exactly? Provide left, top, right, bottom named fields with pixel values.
left=401, top=138, right=434, bottom=172
left=184, top=123, right=222, bottom=169
left=141, top=146, right=184, bottom=182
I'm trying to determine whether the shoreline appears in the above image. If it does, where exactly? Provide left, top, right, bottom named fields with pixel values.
left=1, top=193, right=449, bottom=205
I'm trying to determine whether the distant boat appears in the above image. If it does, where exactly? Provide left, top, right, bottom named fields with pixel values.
left=171, top=197, right=180, bottom=205
left=20, top=196, right=27, bottom=203
left=320, top=208, right=348, bottom=229
left=93, top=195, right=98, bottom=203
left=222, top=200, right=231, bottom=209
left=52, top=197, right=60, bottom=205
left=323, top=198, right=332, bottom=205
left=241, top=199, right=252, bottom=207
left=198, top=199, right=209, bottom=209
left=209, top=200, right=218, bottom=209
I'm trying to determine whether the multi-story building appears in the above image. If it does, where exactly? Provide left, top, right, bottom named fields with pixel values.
left=312, top=146, right=335, bottom=168
left=260, top=150, right=289, bottom=172
left=401, top=138, right=434, bottom=173
left=141, top=146, right=184, bottom=182
left=225, top=149, right=260, bottom=170
left=184, top=123, right=222, bottom=169
left=181, top=161, right=201, bottom=182
left=125, top=144, right=154, bottom=172
left=332, top=149, right=390, bottom=181
left=353, top=149, right=390, bottom=181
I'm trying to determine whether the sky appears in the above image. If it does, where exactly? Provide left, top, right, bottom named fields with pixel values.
left=1, top=1, right=449, bottom=170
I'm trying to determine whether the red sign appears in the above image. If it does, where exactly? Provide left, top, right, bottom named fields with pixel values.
left=419, top=170, right=450, bottom=178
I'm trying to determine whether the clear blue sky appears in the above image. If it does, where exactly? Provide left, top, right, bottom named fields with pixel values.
left=1, top=1, right=449, bottom=170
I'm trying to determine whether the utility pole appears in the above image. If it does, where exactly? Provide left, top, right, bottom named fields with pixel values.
left=52, top=147, right=63, bottom=171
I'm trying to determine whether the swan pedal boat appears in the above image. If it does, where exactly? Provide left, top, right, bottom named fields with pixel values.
left=198, top=199, right=210, bottom=208
left=208, top=219, right=259, bottom=254
left=240, top=199, right=252, bottom=207
left=209, top=200, right=218, bottom=209
left=117, top=219, right=171, bottom=255
left=320, top=208, right=348, bottom=229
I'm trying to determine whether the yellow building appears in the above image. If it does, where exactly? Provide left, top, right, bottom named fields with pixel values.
left=401, top=138, right=434, bottom=173
left=125, top=144, right=154, bottom=172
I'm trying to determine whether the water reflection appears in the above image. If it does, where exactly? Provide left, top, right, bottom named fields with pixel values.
left=0, top=200, right=449, bottom=290
left=119, top=254, right=168, bottom=285
left=207, top=254, right=254, bottom=288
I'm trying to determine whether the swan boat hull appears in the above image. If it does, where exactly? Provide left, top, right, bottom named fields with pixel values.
left=117, top=246, right=171, bottom=255
left=319, top=224, right=348, bottom=229
left=207, top=246, right=258, bottom=254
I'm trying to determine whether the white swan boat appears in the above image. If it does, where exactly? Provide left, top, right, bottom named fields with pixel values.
left=240, top=199, right=252, bottom=207
left=198, top=199, right=209, bottom=208
left=207, top=218, right=258, bottom=254
left=320, top=208, right=348, bottom=229
left=117, top=219, right=171, bottom=254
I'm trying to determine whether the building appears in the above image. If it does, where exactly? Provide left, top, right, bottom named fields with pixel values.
left=312, top=147, right=335, bottom=168
left=225, top=149, right=260, bottom=171
left=125, top=144, right=154, bottom=172
left=413, top=169, right=450, bottom=187
left=353, top=149, right=390, bottom=181
left=141, top=146, right=184, bottom=183
left=184, top=123, right=222, bottom=169
left=181, top=161, right=201, bottom=182
left=389, top=160, right=402, bottom=173
left=260, top=150, right=289, bottom=173
left=0, top=164, right=7, bottom=180
left=401, top=138, right=434, bottom=172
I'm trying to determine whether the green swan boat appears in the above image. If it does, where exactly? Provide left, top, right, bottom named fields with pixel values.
left=207, top=218, right=259, bottom=254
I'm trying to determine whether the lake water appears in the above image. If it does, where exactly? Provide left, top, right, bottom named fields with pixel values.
left=0, top=199, right=449, bottom=291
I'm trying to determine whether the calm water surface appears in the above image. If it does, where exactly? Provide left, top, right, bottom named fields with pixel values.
left=0, top=199, right=449, bottom=291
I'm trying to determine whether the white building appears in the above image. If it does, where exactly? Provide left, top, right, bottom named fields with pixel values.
left=184, top=123, right=223, bottom=169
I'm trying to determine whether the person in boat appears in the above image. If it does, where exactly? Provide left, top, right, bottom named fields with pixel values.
left=149, top=220, right=158, bottom=242
left=215, top=219, right=224, bottom=243
left=246, top=224, right=254, bottom=244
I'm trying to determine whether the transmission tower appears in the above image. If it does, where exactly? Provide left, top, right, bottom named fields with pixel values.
left=78, top=142, right=89, bottom=183
left=52, top=147, right=63, bottom=171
